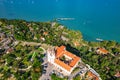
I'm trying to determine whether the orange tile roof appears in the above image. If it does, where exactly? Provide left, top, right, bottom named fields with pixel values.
left=56, top=46, right=65, bottom=58
left=74, top=41, right=80, bottom=47
left=69, top=57, right=80, bottom=67
left=98, top=48, right=108, bottom=54
left=43, top=32, right=48, bottom=35
left=64, top=51, right=75, bottom=59
left=55, top=59, right=71, bottom=71
left=55, top=46, right=80, bottom=71
left=87, top=71, right=99, bottom=80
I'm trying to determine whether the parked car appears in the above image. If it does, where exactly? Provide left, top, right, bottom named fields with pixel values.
left=42, top=70, right=46, bottom=74
left=49, top=72, right=52, bottom=76
left=44, top=63, right=48, bottom=68
left=51, top=70, right=55, bottom=74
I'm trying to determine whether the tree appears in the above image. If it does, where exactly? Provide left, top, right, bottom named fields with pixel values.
left=51, top=74, right=65, bottom=80
left=106, top=41, right=116, bottom=48
left=73, top=75, right=81, bottom=80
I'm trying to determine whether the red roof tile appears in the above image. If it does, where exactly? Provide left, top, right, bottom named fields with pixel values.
left=55, top=59, right=71, bottom=71
left=55, top=46, right=80, bottom=71
left=87, top=71, right=99, bottom=80
left=97, top=48, right=108, bottom=54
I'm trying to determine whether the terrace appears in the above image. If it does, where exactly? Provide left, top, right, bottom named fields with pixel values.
left=59, top=54, right=72, bottom=65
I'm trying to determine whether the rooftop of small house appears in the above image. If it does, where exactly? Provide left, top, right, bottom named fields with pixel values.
left=97, top=48, right=109, bottom=54
left=114, top=71, right=120, bottom=78
left=87, top=71, right=99, bottom=80
left=43, top=32, right=48, bottom=36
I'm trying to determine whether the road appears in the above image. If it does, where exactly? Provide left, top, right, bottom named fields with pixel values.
left=20, top=41, right=41, bottom=46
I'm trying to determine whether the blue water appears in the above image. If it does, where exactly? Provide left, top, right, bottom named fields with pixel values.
left=0, top=0, right=120, bottom=42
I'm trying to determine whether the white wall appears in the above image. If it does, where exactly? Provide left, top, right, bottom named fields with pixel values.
left=52, top=62, right=71, bottom=76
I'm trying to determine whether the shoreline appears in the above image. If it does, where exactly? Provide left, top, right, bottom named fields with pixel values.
left=0, top=18, right=119, bottom=43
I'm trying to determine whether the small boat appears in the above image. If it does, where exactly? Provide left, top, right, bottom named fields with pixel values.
left=96, top=38, right=103, bottom=41
left=56, top=18, right=75, bottom=21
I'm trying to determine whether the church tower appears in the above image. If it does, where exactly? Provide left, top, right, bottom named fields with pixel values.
left=47, top=47, right=55, bottom=64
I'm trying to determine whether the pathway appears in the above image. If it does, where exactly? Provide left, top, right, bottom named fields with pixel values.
left=18, top=66, right=32, bottom=71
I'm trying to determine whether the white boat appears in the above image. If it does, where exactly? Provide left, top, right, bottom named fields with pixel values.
left=56, top=18, right=75, bottom=21
left=96, top=38, right=103, bottom=41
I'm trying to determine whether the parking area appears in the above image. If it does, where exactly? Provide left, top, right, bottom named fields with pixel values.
left=40, top=62, right=54, bottom=80
left=52, top=67, right=65, bottom=78
left=39, top=54, right=55, bottom=80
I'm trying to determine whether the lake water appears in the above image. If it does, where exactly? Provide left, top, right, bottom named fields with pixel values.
left=0, top=0, right=120, bottom=42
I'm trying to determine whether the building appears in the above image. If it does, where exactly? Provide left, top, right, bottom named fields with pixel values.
left=73, top=41, right=80, bottom=47
left=114, top=71, right=120, bottom=78
left=0, top=33, right=5, bottom=41
left=85, top=64, right=101, bottom=80
left=6, top=48, right=13, bottom=54
left=43, top=32, right=48, bottom=36
left=47, top=46, right=80, bottom=76
left=96, top=48, right=109, bottom=55
left=87, top=71, right=99, bottom=80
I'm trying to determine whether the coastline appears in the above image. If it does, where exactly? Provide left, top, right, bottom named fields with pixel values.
left=55, top=20, right=120, bottom=43
left=0, top=17, right=119, bottom=43
left=0, top=18, right=120, bottom=80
